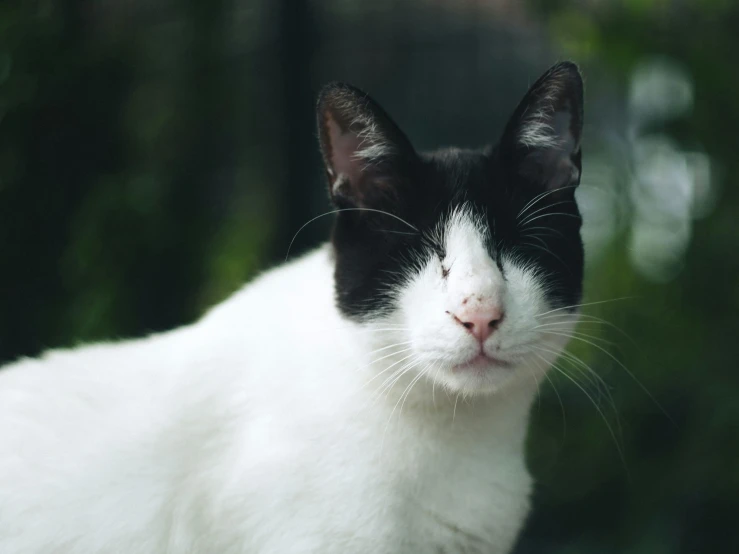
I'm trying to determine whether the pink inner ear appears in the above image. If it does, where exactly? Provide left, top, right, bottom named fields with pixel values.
left=326, top=113, right=364, bottom=187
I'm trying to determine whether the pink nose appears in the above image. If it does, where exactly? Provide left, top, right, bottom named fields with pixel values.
left=451, top=306, right=504, bottom=343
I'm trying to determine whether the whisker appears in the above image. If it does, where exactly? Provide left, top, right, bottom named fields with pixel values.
left=530, top=356, right=567, bottom=443
left=537, top=313, right=639, bottom=347
left=557, top=348, right=622, bottom=437
left=535, top=353, right=628, bottom=475
left=523, top=234, right=550, bottom=249
left=285, top=207, right=419, bottom=260
left=520, top=233, right=564, bottom=244
left=381, top=230, right=419, bottom=236
left=519, top=200, right=576, bottom=228
left=516, top=185, right=579, bottom=221
left=536, top=297, right=637, bottom=318
left=360, top=356, right=417, bottom=397
left=533, top=344, right=617, bottom=423
left=526, top=357, right=544, bottom=414
left=518, top=211, right=581, bottom=228
left=362, top=341, right=414, bottom=359
left=380, top=363, right=430, bottom=452
left=538, top=330, right=673, bottom=424
left=517, top=189, right=554, bottom=221
left=519, top=225, right=567, bottom=240
left=354, top=347, right=414, bottom=374
left=535, top=320, right=612, bottom=330
left=371, top=357, right=420, bottom=399
left=522, top=241, right=573, bottom=275
left=394, top=369, right=428, bottom=422
left=363, top=357, right=420, bottom=414
left=534, top=328, right=617, bottom=347
left=533, top=344, right=599, bottom=393
left=321, top=325, right=410, bottom=334
left=430, top=359, right=441, bottom=408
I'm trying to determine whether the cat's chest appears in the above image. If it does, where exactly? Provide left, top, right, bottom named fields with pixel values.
left=221, top=399, right=532, bottom=554
left=352, top=426, right=532, bottom=553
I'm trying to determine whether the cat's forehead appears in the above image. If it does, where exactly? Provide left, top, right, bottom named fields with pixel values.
left=415, top=148, right=502, bottom=229
left=423, top=147, right=491, bottom=185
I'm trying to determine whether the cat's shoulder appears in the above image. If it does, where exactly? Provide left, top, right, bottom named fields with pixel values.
left=200, top=243, right=335, bottom=325
left=0, top=244, right=335, bottom=377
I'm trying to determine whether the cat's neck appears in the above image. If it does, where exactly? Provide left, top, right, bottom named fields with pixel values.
left=361, top=361, right=538, bottom=451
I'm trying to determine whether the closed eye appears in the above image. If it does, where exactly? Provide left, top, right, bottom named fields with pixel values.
left=433, top=241, right=446, bottom=260
left=440, top=257, right=455, bottom=279
left=429, top=240, right=447, bottom=268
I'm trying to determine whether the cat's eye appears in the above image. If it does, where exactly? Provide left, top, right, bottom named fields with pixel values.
left=433, top=240, right=446, bottom=258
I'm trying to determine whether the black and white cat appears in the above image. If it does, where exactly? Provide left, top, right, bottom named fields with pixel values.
left=0, top=62, right=585, bottom=553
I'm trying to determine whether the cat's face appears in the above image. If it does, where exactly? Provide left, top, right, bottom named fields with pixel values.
left=318, top=62, right=584, bottom=395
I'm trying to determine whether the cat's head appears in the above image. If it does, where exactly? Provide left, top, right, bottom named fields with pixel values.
left=317, top=62, right=584, bottom=395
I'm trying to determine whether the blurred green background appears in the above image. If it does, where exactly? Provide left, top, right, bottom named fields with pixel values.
left=1, top=0, right=737, bottom=552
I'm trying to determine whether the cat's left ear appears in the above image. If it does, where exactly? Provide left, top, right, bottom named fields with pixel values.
left=316, top=83, right=418, bottom=211
left=499, top=62, right=584, bottom=193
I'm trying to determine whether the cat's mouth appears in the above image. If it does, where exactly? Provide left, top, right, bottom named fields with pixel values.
left=452, top=353, right=512, bottom=373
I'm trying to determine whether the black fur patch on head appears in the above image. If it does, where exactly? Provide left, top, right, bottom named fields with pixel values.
left=316, top=62, right=585, bottom=320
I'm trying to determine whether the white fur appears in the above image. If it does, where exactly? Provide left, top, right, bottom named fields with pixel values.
left=517, top=78, right=563, bottom=150
left=517, top=114, right=560, bottom=149
left=350, top=112, right=393, bottom=163
left=0, top=209, right=574, bottom=553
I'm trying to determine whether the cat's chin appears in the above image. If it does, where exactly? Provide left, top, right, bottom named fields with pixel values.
left=436, top=356, right=520, bottom=396
left=452, top=353, right=513, bottom=373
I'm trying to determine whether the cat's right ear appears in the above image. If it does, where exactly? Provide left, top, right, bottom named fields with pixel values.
left=316, top=83, right=418, bottom=211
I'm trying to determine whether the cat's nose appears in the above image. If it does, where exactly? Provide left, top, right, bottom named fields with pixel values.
left=450, top=306, right=504, bottom=343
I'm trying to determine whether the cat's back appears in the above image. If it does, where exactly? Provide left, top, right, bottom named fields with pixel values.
left=0, top=244, right=335, bottom=423
left=0, top=246, right=338, bottom=553
left=0, top=330, right=194, bottom=552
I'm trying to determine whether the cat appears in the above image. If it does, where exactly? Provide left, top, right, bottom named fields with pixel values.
left=0, top=61, right=584, bottom=554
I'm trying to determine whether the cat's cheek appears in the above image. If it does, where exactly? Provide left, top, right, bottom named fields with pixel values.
left=397, top=260, right=444, bottom=319
left=499, top=259, right=551, bottom=328
left=396, top=260, right=450, bottom=353
left=495, top=257, right=578, bottom=380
